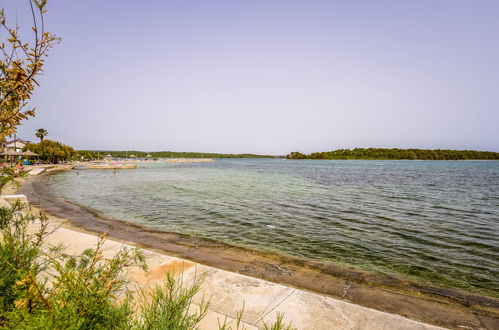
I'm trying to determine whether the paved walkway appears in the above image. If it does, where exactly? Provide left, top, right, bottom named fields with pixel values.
left=44, top=225, right=445, bottom=330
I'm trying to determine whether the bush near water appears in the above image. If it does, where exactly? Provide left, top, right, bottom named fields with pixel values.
left=0, top=199, right=293, bottom=329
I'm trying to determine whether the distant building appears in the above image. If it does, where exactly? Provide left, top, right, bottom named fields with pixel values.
left=6, top=138, right=30, bottom=152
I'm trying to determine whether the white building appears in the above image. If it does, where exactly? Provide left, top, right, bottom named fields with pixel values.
left=5, top=139, right=30, bottom=152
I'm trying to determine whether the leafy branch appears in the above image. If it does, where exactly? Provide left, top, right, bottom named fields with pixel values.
left=0, top=0, right=60, bottom=137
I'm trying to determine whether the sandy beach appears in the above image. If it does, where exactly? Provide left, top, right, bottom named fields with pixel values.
left=4, top=166, right=498, bottom=329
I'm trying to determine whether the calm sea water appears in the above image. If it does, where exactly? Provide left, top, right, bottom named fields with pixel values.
left=47, top=159, right=499, bottom=297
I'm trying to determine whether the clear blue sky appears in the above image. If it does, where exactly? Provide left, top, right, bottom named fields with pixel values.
left=4, top=0, right=499, bottom=154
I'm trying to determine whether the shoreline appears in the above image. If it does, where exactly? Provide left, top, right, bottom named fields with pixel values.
left=14, top=168, right=499, bottom=329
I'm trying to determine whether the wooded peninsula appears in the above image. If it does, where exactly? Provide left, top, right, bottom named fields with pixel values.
left=286, top=148, right=499, bottom=160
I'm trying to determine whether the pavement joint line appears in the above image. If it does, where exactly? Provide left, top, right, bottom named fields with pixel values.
left=184, top=265, right=216, bottom=285
left=253, top=288, right=297, bottom=326
left=191, top=302, right=239, bottom=328
left=330, top=298, right=352, bottom=330
left=211, top=309, right=238, bottom=327
left=195, top=301, right=243, bottom=327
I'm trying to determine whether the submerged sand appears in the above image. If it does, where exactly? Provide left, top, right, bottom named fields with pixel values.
left=14, top=168, right=499, bottom=329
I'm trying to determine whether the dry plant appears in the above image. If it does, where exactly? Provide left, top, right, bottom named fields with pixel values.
left=0, top=0, right=60, bottom=137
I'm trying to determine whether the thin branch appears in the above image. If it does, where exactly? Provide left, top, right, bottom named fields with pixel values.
left=28, top=0, right=39, bottom=49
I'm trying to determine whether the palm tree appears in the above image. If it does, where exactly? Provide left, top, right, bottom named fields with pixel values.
left=35, top=128, right=48, bottom=142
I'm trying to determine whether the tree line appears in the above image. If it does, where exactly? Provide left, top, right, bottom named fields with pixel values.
left=17, top=144, right=279, bottom=164
left=24, top=140, right=74, bottom=164
left=286, top=148, right=499, bottom=160
left=75, top=150, right=279, bottom=160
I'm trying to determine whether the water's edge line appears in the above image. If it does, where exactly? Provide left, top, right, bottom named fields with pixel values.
left=18, top=169, right=499, bottom=329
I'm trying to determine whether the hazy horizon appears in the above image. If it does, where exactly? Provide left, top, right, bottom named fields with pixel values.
left=3, top=0, right=499, bottom=153
left=33, top=146, right=499, bottom=157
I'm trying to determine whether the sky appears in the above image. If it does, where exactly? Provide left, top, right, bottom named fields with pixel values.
left=3, top=0, right=499, bottom=154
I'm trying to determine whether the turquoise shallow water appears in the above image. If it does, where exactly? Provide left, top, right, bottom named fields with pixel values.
left=47, top=159, right=499, bottom=297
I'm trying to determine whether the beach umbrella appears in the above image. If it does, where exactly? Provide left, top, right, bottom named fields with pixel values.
left=1, top=149, right=22, bottom=165
left=0, top=149, right=22, bottom=156
left=129, top=154, right=137, bottom=158
left=19, top=150, right=38, bottom=156
left=145, top=154, right=152, bottom=158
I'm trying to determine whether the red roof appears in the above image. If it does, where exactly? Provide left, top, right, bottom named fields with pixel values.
left=6, top=139, right=30, bottom=144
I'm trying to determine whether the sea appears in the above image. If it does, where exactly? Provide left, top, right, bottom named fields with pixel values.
left=45, top=159, right=499, bottom=297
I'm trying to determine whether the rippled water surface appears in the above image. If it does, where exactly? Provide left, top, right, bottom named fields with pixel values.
left=47, top=159, right=499, bottom=296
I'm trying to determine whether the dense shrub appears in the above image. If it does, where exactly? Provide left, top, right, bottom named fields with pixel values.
left=24, top=139, right=75, bottom=164
left=0, top=204, right=142, bottom=328
left=0, top=167, right=27, bottom=190
left=0, top=203, right=294, bottom=329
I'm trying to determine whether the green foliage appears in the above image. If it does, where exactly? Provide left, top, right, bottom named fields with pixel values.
left=287, top=148, right=499, bottom=160
left=133, top=273, right=208, bottom=330
left=34, top=234, right=145, bottom=329
left=217, top=304, right=295, bottom=330
left=24, top=139, right=74, bottom=163
left=74, top=150, right=95, bottom=161
left=0, top=203, right=47, bottom=315
left=286, top=152, right=307, bottom=159
left=35, top=128, right=48, bottom=142
left=217, top=304, right=246, bottom=330
left=0, top=204, right=294, bottom=329
left=0, top=167, right=26, bottom=189
left=263, top=313, right=294, bottom=330
left=0, top=206, right=144, bottom=329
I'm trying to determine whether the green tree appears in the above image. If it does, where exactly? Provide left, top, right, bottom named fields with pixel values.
left=35, top=128, right=48, bottom=142
left=24, top=139, right=74, bottom=163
